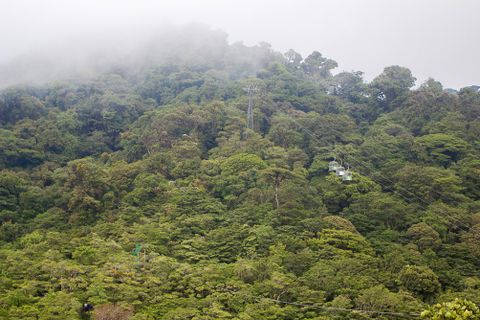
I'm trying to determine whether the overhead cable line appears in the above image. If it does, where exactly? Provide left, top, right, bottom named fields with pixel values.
left=291, top=115, right=473, bottom=233
left=224, top=288, right=421, bottom=319
left=288, top=116, right=474, bottom=233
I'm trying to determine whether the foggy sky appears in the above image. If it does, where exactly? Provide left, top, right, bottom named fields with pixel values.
left=1, top=0, right=479, bottom=89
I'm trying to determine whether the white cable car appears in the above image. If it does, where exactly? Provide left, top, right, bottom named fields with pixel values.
left=343, top=170, right=353, bottom=181
left=336, top=166, right=346, bottom=176
left=342, top=164, right=353, bottom=181
left=328, top=159, right=340, bottom=172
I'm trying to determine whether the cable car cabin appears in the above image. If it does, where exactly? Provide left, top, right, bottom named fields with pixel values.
left=342, top=170, right=353, bottom=181
left=336, top=166, right=346, bottom=176
left=329, top=160, right=340, bottom=172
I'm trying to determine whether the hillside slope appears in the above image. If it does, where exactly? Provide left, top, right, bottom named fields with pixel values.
left=1, top=28, right=480, bottom=319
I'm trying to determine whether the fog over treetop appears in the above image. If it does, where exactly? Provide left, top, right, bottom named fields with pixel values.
left=0, top=24, right=235, bottom=88
left=1, top=0, right=479, bottom=89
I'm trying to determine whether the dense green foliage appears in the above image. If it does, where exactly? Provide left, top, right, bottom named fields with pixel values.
left=1, top=28, right=479, bottom=319
left=421, top=299, right=480, bottom=319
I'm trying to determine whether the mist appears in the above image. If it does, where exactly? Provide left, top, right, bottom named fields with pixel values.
left=0, top=23, right=228, bottom=87
left=1, top=0, right=479, bottom=89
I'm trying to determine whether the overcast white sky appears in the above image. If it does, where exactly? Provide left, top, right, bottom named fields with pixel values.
left=1, top=0, right=479, bottom=88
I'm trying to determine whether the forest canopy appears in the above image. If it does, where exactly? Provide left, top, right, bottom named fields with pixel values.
left=0, top=26, right=480, bottom=319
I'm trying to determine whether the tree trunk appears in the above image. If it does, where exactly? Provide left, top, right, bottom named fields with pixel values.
left=274, top=180, right=280, bottom=209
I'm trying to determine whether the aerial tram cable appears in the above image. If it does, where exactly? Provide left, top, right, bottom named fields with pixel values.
left=286, top=115, right=477, bottom=278
left=325, top=143, right=473, bottom=232
left=290, top=117, right=420, bottom=203
left=290, top=114, right=469, bottom=213
left=284, top=113, right=438, bottom=201
left=343, top=149, right=471, bottom=218
left=338, top=151, right=474, bottom=233
left=304, top=119, right=472, bottom=232
left=223, top=288, right=421, bottom=319
left=288, top=117, right=474, bottom=233
left=288, top=115, right=475, bottom=232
